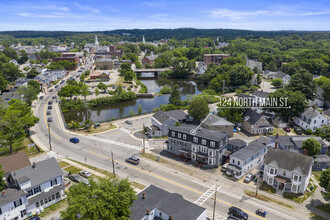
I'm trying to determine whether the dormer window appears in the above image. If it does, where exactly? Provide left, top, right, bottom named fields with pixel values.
left=210, top=141, right=215, bottom=147
left=202, top=139, right=206, bottom=145
left=171, top=131, right=175, bottom=137
left=269, top=168, right=277, bottom=175
left=193, top=137, right=198, bottom=143
left=183, top=134, right=186, bottom=140
left=178, top=133, right=181, bottom=138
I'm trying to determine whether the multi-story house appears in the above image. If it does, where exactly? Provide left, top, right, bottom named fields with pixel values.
left=312, top=154, right=330, bottom=171
left=130, top=184, right=207, bottom=220
left=6, top=158, right=65, bottom=217
left=167, top=125, right=228, bottom=168
left=252, top=90, right=270, bottom=106
left=272, top=71, right=291, bottom=85
left=15, top=77, right=31, bottom=87
left=201, top=114, right=235, bottom=137
left=142, top=52, right=159, bottom=67
left=0, top=189, right=27, bottom=220
left=44, top=70, right=65, bottom=80
left=226, top=141, right=268, bottom=179
left=263, top=148, right=313, bottom=194
left=203, top=54, right=230, bottom=66
left=148, top=110, right=189, bottom=138
left=241, top=109, right=273, bottom=135
left=294, top=107, right=328, bottom=132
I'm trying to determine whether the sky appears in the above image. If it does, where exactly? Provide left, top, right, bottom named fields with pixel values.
left=1, top=0, right=330, bottom=31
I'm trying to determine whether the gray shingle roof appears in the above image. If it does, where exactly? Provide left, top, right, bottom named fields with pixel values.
left=130, top=185, right=205, bottom=220
left=170, top=125, right=227, bottom=142
left=243, top=109, right=263, bottom=125
left=252, top=90, right=270, bottom=98
left=9, top=157, right=63, bottom=188
left=301, top=107, right=321, bottom=119
left=314, top=154, right=330, bottom=163
left=264, top=148, right=313, bottom=176
left=28, top=185, right=65, bottom=205
left=0, top=188, right=26, bottom=207
left=152, top=110, right=187, bottom=123
left=230, top=141, right=266, bottom=161
left=202, top=115, right=234, bottom=126
left=323, top=109, right=330, bottom=117
left=229, top=139, right=246, bottom=147
left=274, top=71, right=288, bottom=79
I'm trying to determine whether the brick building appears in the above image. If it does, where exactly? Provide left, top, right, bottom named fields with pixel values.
left=203, top=54, right=230, bottom=66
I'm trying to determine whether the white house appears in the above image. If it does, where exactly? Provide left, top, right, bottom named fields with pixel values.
left=0, top=189, right=27, bottom=220
left=15, top=77, right=31, bottom=87
left=273, top=71, right=291, bottom=85
left=44, top=69, right=65, bottom=80
left=6, top=158, right=65, bottom=218
left=294, top=107, right=328, bottom=131
left=263, top=148, right=313, bottom=194
left=226, top=141, right=269, bottom=179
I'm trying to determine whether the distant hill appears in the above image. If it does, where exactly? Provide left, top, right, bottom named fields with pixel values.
left=0, top=28, right=328, bottom=41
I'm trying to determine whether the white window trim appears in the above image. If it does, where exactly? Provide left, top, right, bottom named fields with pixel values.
left=210, top=141, right=215, bottom=147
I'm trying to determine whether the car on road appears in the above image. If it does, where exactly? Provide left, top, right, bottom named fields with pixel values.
left=48, top=89, right=53, bottom=92
left=39, top=96, right=44, bottom=100
left=47, top=111, right=51, bottom=115
left=60, top=80, right=65, bottom=84
left=47, top=118, right=52, bottom=122
left=126, top=156, right=140, bottom=165
left=55, top=85, right=58, bottom=88
left=70, top=137, right=79, bottom=143
left=243, top=173, right=256, bottom=183
left=125, top=120, right=133, bottom=125
left=48, top=100, right=53, bottom=104
left=228, top=206, right=248, bottom=220
left=221, top=163, right=229, bottom=172
left=48, top=105, right=52, bottom=109
left=283, top=127, right=291, bottom=133
left=79, top=170, right=92, bottom=178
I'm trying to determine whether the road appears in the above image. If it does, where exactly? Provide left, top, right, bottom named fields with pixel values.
left=31, top=59, right=310, bottom=220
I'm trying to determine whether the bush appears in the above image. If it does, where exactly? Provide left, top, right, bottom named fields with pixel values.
left=202, top=89, right=216, bottom=95
left=159, top=86, right=171, bottom=94
left=108, top=91, right=116, bottom=95
left=60, top=98, right=85, bottom=112
left=235, top=89, right=243, bottom=94
left=89, top=91, right=136, bottom=107
left=259, top=182, right=276, bottom=194
left=250, top=85, right=259, bottom=91
left=305, top=129, right=313, bottom=135
left=239, top=85, right=249, bottom=92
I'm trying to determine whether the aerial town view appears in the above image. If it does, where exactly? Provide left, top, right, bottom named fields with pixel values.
left=0, top=0, right=330, bottom=220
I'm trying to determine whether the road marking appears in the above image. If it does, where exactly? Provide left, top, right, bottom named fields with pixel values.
left=206, top=210, right=225, bottom=220
left=87, top=150, right=266, bottom=220
left=106, top=129, right=121, bottom=137
left=43, top=97, right=61, bottom=140
left=88, top=135, right=143, bottom=151
left=47, top=151, right=63, bottom=159
left=195, top=185, right=217, bottom=206
left=120, top=127, right=131, bottom=134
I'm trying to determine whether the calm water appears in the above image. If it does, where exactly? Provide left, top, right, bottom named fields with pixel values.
left=63, top=77, right=205, bottom=123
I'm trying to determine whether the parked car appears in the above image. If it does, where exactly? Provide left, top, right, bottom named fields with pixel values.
left=48, top=100, right=53, bottom=104
left=69, top=174, right=89, bottom=185
left=63, top=177, right=70, bottom=187
left=39, top=96, right=44, bottom=100
left=28, top=216, right=41, bottom=220
left=55, top=85, right=58, bottom=88
left=228, top=206, right=248, bottom=220
left=60, top=80, right=65, bottom=84
left=283, top=127, right=291, bottom=133
left=70, top=137, right=79, bottom=143
left=293, top=126, right=303, bottom=135
left=52, top=96, right=56, bottom=99
left=48, top=89, right=53, bottom=92
left=221, top=163, right=229, bottom=172
left=47, top=111, right=51, bottom=115
left=79, top=170, right=92, bottom=178
left=125, top=120, right=133, bottom=125
left=126, top=156, right=140, bottom=165
left=243, top=173, right=256, bottom=183
left=47, top=118, right=52, bottom=122
left=48, top=105, right=52, bottom=109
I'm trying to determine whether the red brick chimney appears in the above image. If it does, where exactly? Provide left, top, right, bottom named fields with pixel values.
left=142, top=192, right=146, bottom=199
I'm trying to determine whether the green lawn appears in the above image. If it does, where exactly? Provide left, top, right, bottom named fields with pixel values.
left=244, top=190, right=294, bottom=210
left=58, top=161, right=71, bottom=168
left=64, top=165, right=82, bottom=174
left=273, top=128, right=287, bottom=136
left=283, top=184, right=317, bottom=203
left=315, top=204, right=330, bottom=214
left=259, top=181, right=276, bottom=194
left=312, top=171, right=322, bottom=182
left=39, top=199, right=67, bottom=217
left=22, top=137, right=43, bottom=157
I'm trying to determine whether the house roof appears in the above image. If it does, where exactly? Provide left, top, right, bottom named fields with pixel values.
left=9, top=157, right=63, bottom=188
left=229, top=139, right=246, bottom=147
left=145, top=54, right=159, bottom=61
left=314, top=154, right=330, bottom=163
left=301, top=107, right=322, bottom=119
left=0, top=188, right=26, bottom=207
left=130, top=184, right=205, bottom=220
left=202, top=115, right=234, bottom=126
left=252, top=90, right=270, bottom=98
left=257, top=136, right=274, bottom=145
left=230, top=141, right=266, bottom=161
left=152, top=110, right=187, bottom=123
left=243, top=109, right=264, bottom=125
left=274, top=71, right=288, bottom=79
left=324, top=109, right=330, bottom=117
left=264, top=148, right=313, bottom=176
left=0, top=151, right=31, bottom=173
left=170, top=125, right=227, bottom=142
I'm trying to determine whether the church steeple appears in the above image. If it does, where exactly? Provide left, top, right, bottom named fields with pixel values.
left=95, top=35, right=99, bottom=46
left=142, top=35, right=145, bottom=44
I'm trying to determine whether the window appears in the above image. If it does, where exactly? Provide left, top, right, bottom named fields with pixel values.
left=36, top=202, right=40, bottom=207
left=292, top=184, right=297, bottom=191
left=322, top=120, right=324, bottom=123
left=268, top=177, right=273, bottom=185
left=26, top=189, right=33, bottom=197
left=208, top=158, right=215, bottom=165
left=48, top=196, right=52, bottom=202
left=208, top=150, right=216, bottom=157
left=20, top=210, right=26, bottom=218
left=238, top=161, right=240, bottom=166
left=200, top=146, right=207, bottom=153
left=219, top=140, right=223, bottom=146
left=193, top=137, right=198, bottom=143
left=269, top=168, right=277, bottom=175
left=192, top=145, right=198, bottom=152
left=183, top=134, right=186, bottom=140
left=56, top=192, right=60, bottom=199
left=44, top=198, right=48, bottom=204
left=293, top=174, right=300, bottom=182
left=164, top=124, right=167, bottom=129
left=192, top=153, right=196, bottom=160
left=202, top=139, right=206, bottom=145
left=233, top=159, right=235, bottom=163
left=283, top=171, right=286, bottom=176
left=178, top=133, right=181, bottom=138
left=314, top=120, right=316, bottom=124
left=171, top=131, right=175, bottom=137
left=317, top=163, right=321, bottom=168
left=50, top=179, right=57, bottom=187
left=40, top=200, right=44, bottom=206
left=210, top=141, right=215, bottom=147
left=52, top=194, right=55, bottom=200
left=34, top=186, right=41, bottom=194
left=168, top=145, right=172, bottom=151
left=14, top=199, right=22, bottom=208
left=0, top=208, right=2, bottom=215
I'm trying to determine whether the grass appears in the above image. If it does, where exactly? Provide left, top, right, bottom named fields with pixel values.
left=58, top=161, right=71, bottom=168
left=115, top=76, right=133, bottom=88
left=283, top=184, right=317, bottom=203
left=315, top=204, right=330, bottom=214
left=72, top=123, right=117, bottom=134
left=310, top=213, right=330, bottom=220
left=22, top=137, right=43, bottom=157
left=140, top=153, right=167, bottom=164
left=259, top=181, right=276, bottom=194
left=244, top=190, right=295, bottom=210
left=39, top=199, right=67, bottom=217
left=273, top=128, right=287, bottom=136
left=312, top=171, right=322, bottom=182
left=64, top=165, right=82, bottom=175
left=68, top=159, right=115, bottom=178
left=131, top=181, right=146, bottom=190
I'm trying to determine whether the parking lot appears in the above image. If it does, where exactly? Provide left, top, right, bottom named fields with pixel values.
left=118, top=115, right=152, bottom=132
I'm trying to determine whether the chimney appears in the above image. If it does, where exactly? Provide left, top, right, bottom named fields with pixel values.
left=169, top=215, right=173, bottom=220
left=275, top=141, right=278, bottom=149
left=2, top=191, right=6, bottom=196
left=142, top=192, right=146, bottom=199
left=276, top=133, right=279, bottom=138
left=146, top=209, right=150, bottom=215
left=32, top=162, right=37, bottom=169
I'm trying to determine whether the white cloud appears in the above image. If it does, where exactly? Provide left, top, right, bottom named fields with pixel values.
left=143, top=1, right=165, bottom=7
left=207, top=9, right=269, bottom=20
left=73, top=3, right=100, bottom=13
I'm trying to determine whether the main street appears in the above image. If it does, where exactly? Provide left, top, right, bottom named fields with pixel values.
left=31, top=60, right=309, bottom=220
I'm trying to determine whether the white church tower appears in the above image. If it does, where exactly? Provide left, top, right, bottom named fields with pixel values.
left=142, top=35, right=145, bottom=44
left=95, top=35, right=99, bottom=47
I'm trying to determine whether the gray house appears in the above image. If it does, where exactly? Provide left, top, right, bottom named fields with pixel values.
left=227, top=139, right=247, bottom=153
left=263, top=148, right=313, bottom=194
left=167, top=125, right=228, bottom=168
left=312, top=154, right=330, bottom=171
left=148, top=110, right=188, bottom=137
left=201, top=114, right=234, bottom=137
left=130, top=184, right=207, bottom=220
left=241, top=109, right=273, bottom=135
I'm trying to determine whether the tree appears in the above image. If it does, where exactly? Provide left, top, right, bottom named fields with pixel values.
left=300, top=59, right=327, bottom=75
left=27, top=80, right=41, bottom=92
left=138, top=104, right=142, bottom=115
left=272, top=78, right=283, bottom=87
left=27, top=68, right=39, bottom=79
left=0, top=75, right=8, bottom=92
left=119, top=63, right=132, bottom=75
left=175, top=121, right=180, bottom=126
left=97, top=82, right=107, bottom=90
left=0, top=165, right=5, bottom=191
left=210, top=73, right=230, bottom=93
left=42, top=59, right=49, bottom=65
left=3, top=47, right=18, bottom=60
left=80, top=84, right=89, bottom=102
left=188, top=97, right=209, bottom=122
left=95, top=88, right=100, bottom=96
left=61, top=178, right=136, bottom=220
left=217, top=100, right=246, bottom=123
left=314, top=125, right=330, bottom=140
left=257, top=73, right=262, bottom=85
left=319, top=168, right=330, bottom=200
left=227, top=64, right=253, bottom=87
left=321, top=79, right=330, bottom=101
left=287, top=69, right=316, bottom=100
left=0, top=62, right=22, bottom=82
left=80, top=74, right=86, bottom=82
left=116, top=84, right=123, bottom=95
left=124, top=71, right=135, bottom=82
left=267, top=61, right=277, bottom=71
left=18, top=85, right=40, bottom=105
left=169, top=84, right=180, bottom=105
left=19, top=50, right=28, bottom=64
left=135, top=61, right=142, bottom=69
left=302, top=138, right=321, bottom=158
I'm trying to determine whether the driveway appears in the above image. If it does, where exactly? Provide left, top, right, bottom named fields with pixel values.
left=261, top=79, right=277, bottom=93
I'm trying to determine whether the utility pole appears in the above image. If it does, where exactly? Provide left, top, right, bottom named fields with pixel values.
left=111, top=151, right=116, bottom=177
left=256, top=160, right=261, bottom=196
left=213, top=186, right=218, bottom=220
left=48, top=123, right=52, bottom=151
left=142, top=123, right=145, bottom=153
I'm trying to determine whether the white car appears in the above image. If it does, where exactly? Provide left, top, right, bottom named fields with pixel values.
left=221, top=163, right=229, bottom=172
left=244, top=173, right=256, bottom=183
left=79, top=170, right=92, bottom=178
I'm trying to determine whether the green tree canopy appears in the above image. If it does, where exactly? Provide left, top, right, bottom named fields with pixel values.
left=124, top=71, right=135, bottom=82
left=169, top=84, right=181, bottom=105
left=319, top=168, right=330, bottom=200
left=188, top=97, right=209, bottom=122
left=302, top=138, right=321, bottom=158
left=0, top=165, right=5, bottom=191
left=287, top=69, right=316, bottom=100
left=61, top=178, right=136, bottom=220
left=272, top=78, right=283, bottom=87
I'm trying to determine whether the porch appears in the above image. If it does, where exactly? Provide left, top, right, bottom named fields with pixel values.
left=273, top=176, right=292, bottom=194
left=179, top=147, right=191, bottom=162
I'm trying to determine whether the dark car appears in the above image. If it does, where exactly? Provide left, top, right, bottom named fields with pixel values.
left=228, top=206, right=248, bottom=220
left=47, top=111, right=51, bottom=115
left=125, top=120, right=132, bottom=125
left=48, top=89, right=53, bottom=92
left=39, top=96, right=44, bottom=100
left=48, top=100, right=53, bottom=105
left=69, top=174, right=89, bottom=185
left=55, top=85, right=58, bottom=88
left=70, top=137, right=79, bottom=143
left=47, top=118, right=52, bottom=122
left=28, top=216, right=41, bottom=220
left=126, top=156, right=140, bottom=165
left=48, top=105, right=52, bottom=109
left=60, top=80, right=65, bottom=84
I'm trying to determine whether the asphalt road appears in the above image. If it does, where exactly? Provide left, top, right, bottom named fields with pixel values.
left=31, top=60, right=309, bottom=220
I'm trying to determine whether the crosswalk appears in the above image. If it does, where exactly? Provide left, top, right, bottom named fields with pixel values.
left=194, top=185, right=218, bottom=206
left=47, top=151, right=63, bottom=159
left=120, top=127, right=131, bottom=134
left=206, top=210, right=225, bottom=220
left=89, top=135, right=143, bottom=151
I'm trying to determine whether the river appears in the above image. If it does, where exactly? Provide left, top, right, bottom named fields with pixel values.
left=63, top=76, right=205, bottom=123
